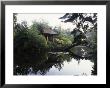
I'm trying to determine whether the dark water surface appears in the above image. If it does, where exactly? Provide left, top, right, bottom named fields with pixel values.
left=14, top=46, right=97, bottom=76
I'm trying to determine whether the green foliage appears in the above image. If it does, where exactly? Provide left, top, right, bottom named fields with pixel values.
left=14, top=29, right=47, bottom=52
left=14, top=26, right=48, bottom=64
left=56, top=32, right=73, bottom=46
left=30, top=21, right=50, bottom=34
left=47, top=41, right=54, bottom=49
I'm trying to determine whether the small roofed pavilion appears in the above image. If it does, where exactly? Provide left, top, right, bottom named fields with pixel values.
left=42, top=28, right=58, bottom=42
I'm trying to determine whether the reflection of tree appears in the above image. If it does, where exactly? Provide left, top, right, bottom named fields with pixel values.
left=90, top=55, right=97, bottom=75
left=14, top=52, right=97, bottom=75
left=14, top=52, right=72, bottom=75
left=54, top=62, right=64, bottom=71
left=69, top=51, right=97, bottom=75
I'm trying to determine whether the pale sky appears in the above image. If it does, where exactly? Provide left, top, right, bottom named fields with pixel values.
left=17, top=13, right=75, bottom=31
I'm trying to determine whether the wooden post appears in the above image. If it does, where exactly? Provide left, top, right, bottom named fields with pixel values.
left=47, top=36, right=48, bottom=42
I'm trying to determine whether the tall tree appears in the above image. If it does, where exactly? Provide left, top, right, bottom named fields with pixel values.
left=60, top=13, right=97, bottom=47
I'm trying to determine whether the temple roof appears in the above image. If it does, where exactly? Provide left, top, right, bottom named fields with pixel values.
left=42, top=28, right=58, bottom=35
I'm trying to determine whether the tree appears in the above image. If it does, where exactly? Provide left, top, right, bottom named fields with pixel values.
left=13, top=13, right=17, bottom=28
left=60, top=13, right=97, bottom=48
left=13, top=16, right=48, bottom=64
left=30, top=21, right=50, bottom=34
left=13, top=13, right=28, bottom=33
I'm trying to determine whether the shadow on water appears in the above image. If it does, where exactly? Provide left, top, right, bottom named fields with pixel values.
left=14, top=47, right=97, bottom=76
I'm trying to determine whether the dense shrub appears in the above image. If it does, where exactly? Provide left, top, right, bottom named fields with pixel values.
left=14, top=29, right=47, bottom=49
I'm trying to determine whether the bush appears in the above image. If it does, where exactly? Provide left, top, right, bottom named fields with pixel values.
left=54, top=36, right=72, bottom=47
left=14, top=29, right=47, bottom=51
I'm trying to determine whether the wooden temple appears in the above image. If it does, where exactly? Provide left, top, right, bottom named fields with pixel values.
left=42, top=28, right=58, bottom=42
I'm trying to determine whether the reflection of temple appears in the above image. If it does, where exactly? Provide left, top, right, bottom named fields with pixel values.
left=42, top=28, right=58, bottom=42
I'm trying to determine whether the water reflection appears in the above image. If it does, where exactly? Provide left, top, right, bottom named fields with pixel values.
left=14, top=50, right=97, bottom=76
left=44, top=59, right=94, bottom=75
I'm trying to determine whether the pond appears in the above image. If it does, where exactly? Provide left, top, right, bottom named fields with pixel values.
left=14, top=46, right=97, bottom=76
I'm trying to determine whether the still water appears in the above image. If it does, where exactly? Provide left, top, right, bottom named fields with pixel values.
left=33, top=58, right=94, bottom=76
left=14, top=46, right=97, bottom=76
